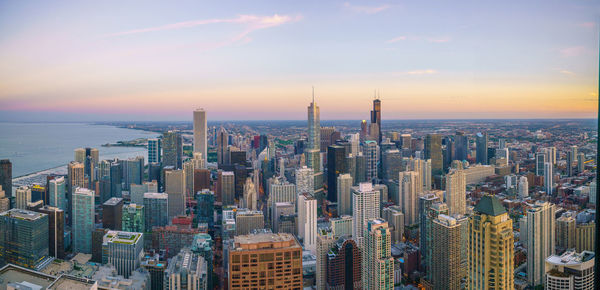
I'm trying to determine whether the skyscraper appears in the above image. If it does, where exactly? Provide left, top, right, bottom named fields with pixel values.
left=556, top=214, right=576, bottom=250
left=545, top=250, right=595, bottom=290
left=535, top=151, right=547, bottom=176
left=102, top=231, right=144, bottom=278
left=34, top=205, right=65, bottom=259
left=15, top=186, right=31, bottom=209
left=193, top=108, right=207, bottom=159
left=228, top=233, right=303, bottom=289
left=475, top=132, right=488, bottom=165
left=527, top=201, right=556, bottom=286
left=0, top=159, right=12, bottom=208
left=298, top=192, right=317, bottom=254
left=454, top=131, right=468, bottom=161
left=326, top=237, right=362, bottom=289
left=147, top=138, right=162, bottom=164
left=235, top=210, right=264, bottom=235
left=72, top=187, right=95, bottom=254
left=143, top=192, right=169, bottom=232
left=352, top=183, right=380, bottom=244
left=425, top=134, right=443, bottom=177
left=363, top=140, right=379, bottom=182
left=468, top=195, right=514, bottom=290
left=102, top=197, right=123, bottom=230
left=518, top=176, right=529, bottom=198
left=336, top=173, right=353, bottom=216
left=0, top=209, right=49, bottom=269
left=295, top=166, right=314, bottom=195
left=196, top=189, right=214, bottom=227
left=165, top=169, right=186, bottom=219
left=123, top=156, right=144, bottom=191
left=382, top=205, right=404, bottom=244
left=445, top=169, right=466, bottom=215
left=363, top=219, right=394, bottom=290
left=327, top=145, right=346, bottom=202
left=399, top=171, right=419, bottom=226
left=431, top=214, right=467, bottom=289
left=371, top=97, right=382, bottom=144
left=163, top=130, right=183, bottom=169
left=544, top=162, right=553, bottom=194
left=219, top=171, right=235, bottom=206
left=48, top=176, right=66, bottom=211
left=306, top=91, right=322, bottom=191
left=216, top=128, right=229, bottom=165
left=166, top=248, right=209, bottom=290
left=382, top=149, right=403, bottom=181
left=122, top=203, right=145, bottom=233
left=242, top=177, right=257, bottom=211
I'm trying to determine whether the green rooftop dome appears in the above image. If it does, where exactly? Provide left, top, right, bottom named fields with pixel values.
left=474, top=195, right=507, bottom=216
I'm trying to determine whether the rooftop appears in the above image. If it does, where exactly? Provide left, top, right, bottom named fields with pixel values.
left=0, top=209, right=46, bottom=221
left=474, top=195, right=507, bottom=216
left=103, top=197, right=123, bottom=206
left=47, top=275, right=97, bottom=290
left=0, top=264, right=56, bottom=289
left=103, top=231, right=143, bottom=245
left=143, top=192, right=168, bottom=199
left=233, top=233, right=299, bottom=250
left=546, top=250, right=595, bottom=266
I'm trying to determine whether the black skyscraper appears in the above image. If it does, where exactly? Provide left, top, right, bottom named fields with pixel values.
left=0, top=159, right=12, bottom=208
left=327, top=145, right=346, bottom=202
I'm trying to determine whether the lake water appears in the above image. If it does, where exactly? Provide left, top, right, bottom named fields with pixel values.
left=0, top=122, right=160, bottom=177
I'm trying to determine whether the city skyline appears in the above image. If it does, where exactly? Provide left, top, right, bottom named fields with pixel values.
left=1, top=0, right=599, bottom=121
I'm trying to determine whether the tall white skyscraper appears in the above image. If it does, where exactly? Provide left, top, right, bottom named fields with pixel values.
left=363, top=219, right=395, bottom=290
left=399, top=171, right=419, bottom=226
left=298, top=193, right=317, bottom=254
left=193, top=108, right=207, bottom=159
left=337, top=174, right=353, bottom=216
left=445, top=170, right=466, bottom=215
left=408, top=158, right=424, bottom=194
left=352, top=182, right=380, bottom=245
left=295, top=166, right=314, bottom=195
left=527, top=201, right=556, bottom=286
left=544, top=162, right=553, bottom=194
left=307, top=92, right=320, bottom=152
left=518, top=176, right=529, bottom=198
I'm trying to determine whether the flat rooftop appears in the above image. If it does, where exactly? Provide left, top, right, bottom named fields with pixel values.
left=233, top=233, right=299, bottom=250
left=143, top=192, right=168, bottom=199
left=47, top=275, right=96, bottom=290
left=104, top=231, right=143, bottom=245
left=103, top=197, right=123, bottom=206
left=0, top=209, right=46, bottom=221
left=0, top=264, right=56, bottom=289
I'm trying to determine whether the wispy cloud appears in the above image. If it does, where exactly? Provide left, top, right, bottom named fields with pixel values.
left=578, top=22, right=595, bottom=28
left=343, top=2, right=391, bottom=14
left=559, top=46, right=589, bottom=57
left=386, top=36, right=406, bottom=43
left=559, top=70, right=575, bottom=75
left=393, top=69, right=438, bottom=75
left=105, top=14, right=301, bottom=37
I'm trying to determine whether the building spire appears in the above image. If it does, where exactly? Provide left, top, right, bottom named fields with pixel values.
left=312, top=86, right=315, bottom=103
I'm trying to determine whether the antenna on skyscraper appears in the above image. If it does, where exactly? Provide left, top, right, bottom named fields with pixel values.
left=312, top=86, right=315, bottom=102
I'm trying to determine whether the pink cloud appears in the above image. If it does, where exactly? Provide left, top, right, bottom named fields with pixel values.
left=578, top=22, right=595, bottom=28
left=105, top=14, right=302, bottom=37
left=343, top=2, right=391, bottom=14
left=426, top=37, right=451, bottom=43
left=386, top=36, right=407, bottom=43
left=560, top=46, right=589, bottom=57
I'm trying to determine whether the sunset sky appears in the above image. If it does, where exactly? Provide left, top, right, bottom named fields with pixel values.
left=0, top=0, right=598, bottom=121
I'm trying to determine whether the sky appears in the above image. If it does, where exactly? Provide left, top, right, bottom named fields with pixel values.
left=0, top=0, right=599, bottom=121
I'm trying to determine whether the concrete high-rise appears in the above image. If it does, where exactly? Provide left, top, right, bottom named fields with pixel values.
left=526, top=201, right=556, bottom=286
left=352, top=183, right=380, bottom=244
left=235, top=210, right=264, bottom=235
left=336, top=173, right=353, bottom=216
left=72, top=187, right=95, bottom=254
left=556, top=214, right=576, bottom=250
left=545, top=250, right=595, bottom=290
left=193, top=108, right=207, bottom=159
left=363, top=219, right=394, bottom=290
left=165, top=248, right=208, bottom=289
left=219, top=171, right=235, bottom=206
left=475, top=132, right=488, bottom=165
left=445, top=169, right=466, bottom=215
left=431, top=214, right=467, bottom=290
left=399, top=171, right=419, bottom=226
left=228, top=233, right=303, bottom=289
left=15, top=185, right=31, bottom=209
left=102, top=231, right=144, bottom=278
left=165, top=169, right=186, bottom=219
left=518, top=176, right=529, bottom=198
left=295, top=166, right=314, bottom=195
left=468, top=195, right=514, bottom=290
left=0, top=209, right=49, bottom=269
left=382, top=205, right=404, bottom=244
left=163, top=130, right=183, bottom=169
left=147, top=138, right=161, bottom=164
left=298, top=192, right=317, bottom=254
